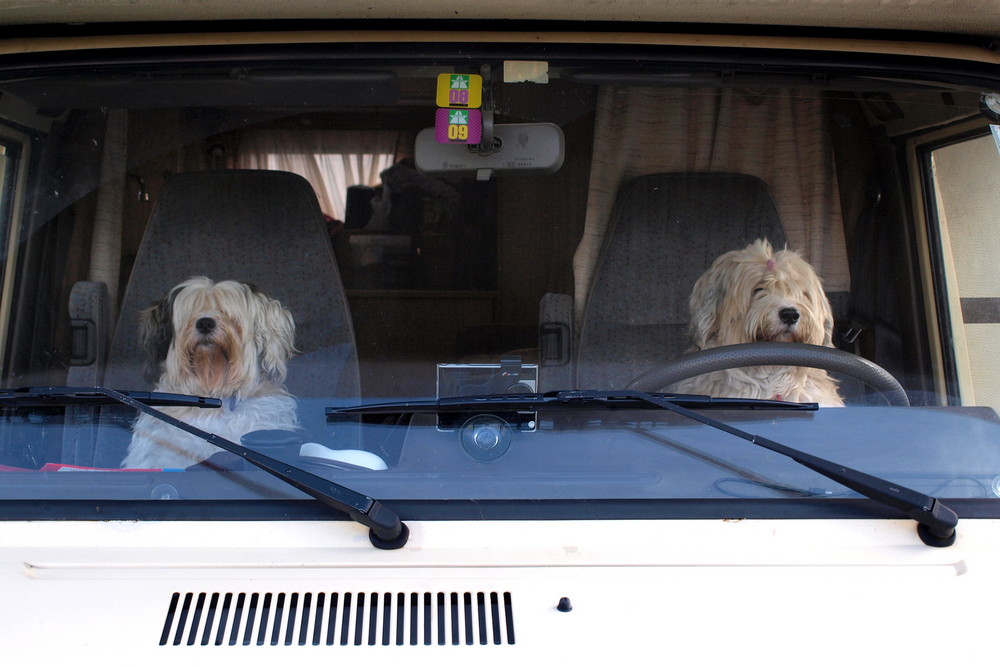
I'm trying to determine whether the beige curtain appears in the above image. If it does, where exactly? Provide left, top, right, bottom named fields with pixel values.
left=573, top=87, right=850, bottom=318
left=236, top=130, right=401, bottom=220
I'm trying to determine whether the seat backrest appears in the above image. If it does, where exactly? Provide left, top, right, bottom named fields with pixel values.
left=575, top=172, right=786, bottom=389
left=105, top=170, right=360, bottom=401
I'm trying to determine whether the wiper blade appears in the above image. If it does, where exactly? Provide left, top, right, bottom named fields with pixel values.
left=0, top=386, right=223, bottom=409
left=8, top=386, right=408, bottom=550
left=627, top=390, right=957, bottom=548
left=327, top=389, right=817, bottom=416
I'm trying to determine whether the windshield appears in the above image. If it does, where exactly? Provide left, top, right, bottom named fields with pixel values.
left=1, top=39, right=1000, bottom=520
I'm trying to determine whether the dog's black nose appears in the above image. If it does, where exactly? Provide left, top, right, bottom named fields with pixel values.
left=779, top=308, right=800, bottom=325
left=196, top=317, right=216, bottom=334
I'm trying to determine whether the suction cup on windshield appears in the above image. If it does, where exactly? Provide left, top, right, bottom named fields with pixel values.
left=461, top=414, right=513, bottom=462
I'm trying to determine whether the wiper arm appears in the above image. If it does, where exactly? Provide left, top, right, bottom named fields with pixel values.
left=328, top=389, right=818, bottom=416
left=4, top=386, right=408, bottom=550
left=626, top=390, right=957, bottom=548
left=0, top=386, right=224, bottom=409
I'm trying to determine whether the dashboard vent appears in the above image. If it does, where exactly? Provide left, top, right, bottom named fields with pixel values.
left=160, top=591, right=516, bottom=646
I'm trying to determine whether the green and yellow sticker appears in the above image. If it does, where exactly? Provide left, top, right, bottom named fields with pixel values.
left=436, top=73, right=483, bottom=108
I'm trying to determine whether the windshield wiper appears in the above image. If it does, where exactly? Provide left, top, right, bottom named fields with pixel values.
left=0, top=386, right=224, bottom=409
left=633, top=390, right=958, bottom=547
left=3, top=386, right=408, bottom=550
left=327, top=389, right=818, bottom=416
left=330, top=389, right=957, bottom=547
left=621, top=391, right=957, bottom=547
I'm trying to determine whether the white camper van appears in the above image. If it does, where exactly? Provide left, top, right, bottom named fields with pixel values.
left=1, top=2, right=999, bottom=662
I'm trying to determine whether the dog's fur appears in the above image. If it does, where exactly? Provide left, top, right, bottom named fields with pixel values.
left=122, top=277, right=299, bottom=469
left=671, top=239, right=843, bottom=406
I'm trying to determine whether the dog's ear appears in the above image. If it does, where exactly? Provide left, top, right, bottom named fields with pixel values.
left=138, top=287, right=179, bottom=384
left=687, top=267, right=723, bottom=349
left=795, top=254, right=836, bottom=347
left=254, top=293, right=297, bottom=383
left=817, top=289, right=835, bottom=347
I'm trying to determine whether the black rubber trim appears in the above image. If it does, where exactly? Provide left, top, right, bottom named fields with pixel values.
left=1, top=497, right=997, bottom=521
left=0, top=40, right=998, bottom=92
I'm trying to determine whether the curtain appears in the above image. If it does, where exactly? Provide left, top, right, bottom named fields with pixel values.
left=236, top=130, right=402, bottom=220
left=573, top=87, right=850, bottom=318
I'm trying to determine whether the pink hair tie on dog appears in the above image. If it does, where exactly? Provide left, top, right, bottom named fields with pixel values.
left=766, top=259, right=777, bottom=271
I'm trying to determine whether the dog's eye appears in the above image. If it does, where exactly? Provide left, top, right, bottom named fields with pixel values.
left=752, top=287, right=765, bottom=297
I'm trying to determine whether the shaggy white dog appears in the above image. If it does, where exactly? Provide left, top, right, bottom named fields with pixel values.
left=671, top=239, right=843, bottom=406
left=122, top=277, right=299, bottom=469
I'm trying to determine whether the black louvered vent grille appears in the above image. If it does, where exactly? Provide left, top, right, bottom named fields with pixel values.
left=160, top=591, right=516, bottom=646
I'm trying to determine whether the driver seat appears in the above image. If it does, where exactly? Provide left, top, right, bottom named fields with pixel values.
left=574, top=172, right=786, bottom=389
left=90, top=170, right=360, bottom=467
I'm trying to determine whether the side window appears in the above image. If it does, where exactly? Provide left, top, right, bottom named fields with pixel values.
left=926, top=129, right=1000, bottom=409
left=0, top=134, right=23, bottom=373
left=0, top=139, right=16, bottom=258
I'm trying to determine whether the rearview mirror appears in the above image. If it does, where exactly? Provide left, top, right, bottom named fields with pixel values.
left=415, top=123, right=565, bottom=180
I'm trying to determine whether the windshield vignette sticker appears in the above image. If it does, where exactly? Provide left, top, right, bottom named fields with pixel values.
left=435, top=108, right=482, bottom=144
left=436, top=73, right=483, bottom=108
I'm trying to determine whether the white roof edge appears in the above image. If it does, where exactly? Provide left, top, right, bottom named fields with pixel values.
left=3, top=30, right=999, bottom=68
left=1, top=0, right=999, bottom=40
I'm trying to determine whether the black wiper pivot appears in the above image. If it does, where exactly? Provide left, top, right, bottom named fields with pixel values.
left=6, top=386, right=408, bottom=550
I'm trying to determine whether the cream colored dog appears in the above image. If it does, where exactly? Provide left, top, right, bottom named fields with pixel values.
left=671, top=239, right=843, bottom=406
left=122, top=277, right=299, bottom=469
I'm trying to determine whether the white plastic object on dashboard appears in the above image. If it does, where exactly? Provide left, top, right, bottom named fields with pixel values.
left=299, top=442, right=388, bottom=470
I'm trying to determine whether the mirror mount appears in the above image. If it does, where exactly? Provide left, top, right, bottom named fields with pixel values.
left=476, top=63, right=496, bottom=156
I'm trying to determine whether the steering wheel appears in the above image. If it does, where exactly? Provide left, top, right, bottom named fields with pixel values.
left=625, top=342, right=909, bottom=406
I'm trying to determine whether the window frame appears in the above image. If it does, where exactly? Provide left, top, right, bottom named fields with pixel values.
left=0, top=126, right=28, bottom=379
left=909, top=119, right=996, bottom=405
